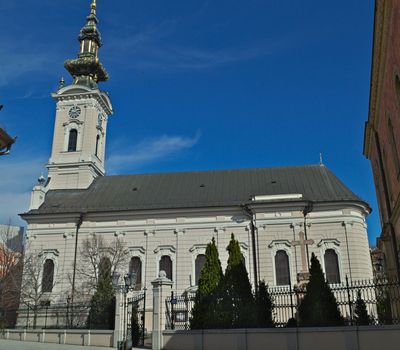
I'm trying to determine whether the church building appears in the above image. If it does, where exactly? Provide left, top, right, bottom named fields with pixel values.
left=21, top=0, right=373, bottom=330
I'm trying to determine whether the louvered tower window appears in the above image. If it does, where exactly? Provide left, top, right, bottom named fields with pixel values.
left=68, top=129, right=78, bottom=152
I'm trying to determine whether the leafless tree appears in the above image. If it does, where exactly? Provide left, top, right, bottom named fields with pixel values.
left=0, top=224, right=23, bottom=328
left=71, top=235, right=129, bottom=301
left=17, top=245, right=58, bottom=329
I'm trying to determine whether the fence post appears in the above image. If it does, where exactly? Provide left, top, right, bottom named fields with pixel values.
left=346, top=275, right=353, bottom=325
left=171, top=291, right=175, bottom=330
left=26, top=304, right=30, bottom=329
left=142, top=288, right=147, bottom=346
left=289, top=284, right=295, bottom=320
left=152, top=271, right=173, bottom=350
left=44, top=305, right=48, bottom=329
left=113, top=291, right=124, bottom=348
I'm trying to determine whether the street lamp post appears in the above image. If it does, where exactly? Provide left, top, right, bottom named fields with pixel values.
left=112, top=271, right=136, bottom=350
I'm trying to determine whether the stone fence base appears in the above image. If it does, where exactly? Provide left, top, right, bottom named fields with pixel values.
left=1, top=329, right=114, bottom=348
left=163, top=325, right=400, bottom=350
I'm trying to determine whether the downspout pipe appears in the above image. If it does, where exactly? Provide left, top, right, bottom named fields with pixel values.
left=241, top=205, right=259, bottom=289
left=71, top=214, right=84, bottom=307
left=302, top=202, right=313, bottom=268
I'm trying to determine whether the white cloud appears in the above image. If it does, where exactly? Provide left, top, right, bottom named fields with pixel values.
left=106, top=19, right=297, bottom=71
left=107, top=133, right=200, bottom=173
left=0, top=157, right=46, bottom=226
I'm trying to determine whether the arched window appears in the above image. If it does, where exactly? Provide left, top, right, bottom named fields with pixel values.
left=95, top=135, right=100, bottom=157
left=129, top=257, right=142, bottom=291
left=68, top=129, right=78, bottom=152
left=42, top=259, right=55, bottom=293
left=159, top=255, right=173, bottom=281
left=195, top=254, right=206, bottom=285
left=324, top=249, right=341, bottom=284
left=275, top=250, right=290, bottom=286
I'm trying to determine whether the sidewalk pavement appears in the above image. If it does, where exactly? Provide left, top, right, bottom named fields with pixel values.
left=0, top=339, right=148, bottom=350
left=0, top=340, right=112, bottom=350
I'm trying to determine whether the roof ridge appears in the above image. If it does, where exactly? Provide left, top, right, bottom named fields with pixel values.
left=102, top=164, right=324, bottom=178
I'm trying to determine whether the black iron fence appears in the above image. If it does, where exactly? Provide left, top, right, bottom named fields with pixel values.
left=271, top=277, right=400, bottom=327
left=127, top=291, right=146, bottom=347
left=166, top=291, right=195, bottom=330
left=165, top=278, right=400, bottom=330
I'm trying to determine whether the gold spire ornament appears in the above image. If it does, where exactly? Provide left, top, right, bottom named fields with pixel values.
left=91, top=0, right=97, bottom=13
left=64, top=0, right=108, bottom=88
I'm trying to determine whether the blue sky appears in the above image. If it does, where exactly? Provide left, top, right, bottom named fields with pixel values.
left=0, top=1, right=379, bottom=244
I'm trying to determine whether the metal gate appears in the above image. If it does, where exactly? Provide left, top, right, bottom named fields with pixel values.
left=127, top=290, right=147, bottom=347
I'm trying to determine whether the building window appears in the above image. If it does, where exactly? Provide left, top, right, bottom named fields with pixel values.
left=95, top=135, right=100, bottom=157
left=388, top=118, right=400, bottom=174
left=159, top=255, right=173, bottom=281
left=129, top=257, right=142, bottom=290
left=383, top=149, right=394, bottom=202
left=68, top=129, right=78, bottom=152
left=42, top=259, right=55, bottom=293
left=275, top=250, right=290, bottom=286
left=324, top=249, right=341, bottom=284
left=99, top=257, right=111, bottom=280
left=195, top=254, right=206, bottom=285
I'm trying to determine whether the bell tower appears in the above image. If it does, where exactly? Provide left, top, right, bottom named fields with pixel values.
left=47, top=0, right=113, bottom=190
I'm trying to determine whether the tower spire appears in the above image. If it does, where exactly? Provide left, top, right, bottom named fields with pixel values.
left=64, top=0, right=108, bottom=88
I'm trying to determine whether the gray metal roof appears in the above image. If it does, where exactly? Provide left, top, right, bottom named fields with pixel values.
left=27, top=165, right=366, bottom=215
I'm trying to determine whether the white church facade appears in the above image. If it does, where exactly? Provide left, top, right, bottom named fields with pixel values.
left=20, top=0, right=373, bottom=330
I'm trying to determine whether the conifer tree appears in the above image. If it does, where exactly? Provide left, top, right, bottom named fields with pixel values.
left=221, top=234, right=256, bottom=328
left=298, top=253, right=344, bottom=327
left=255, top=281, right=274, bottom=327
left=190, top=237, right=223, bottom=329
left=354, top=290, right=370, bottom=326
left=131, top=303, right=141, bottom=346
left=87, top=258, right=116, bottom=329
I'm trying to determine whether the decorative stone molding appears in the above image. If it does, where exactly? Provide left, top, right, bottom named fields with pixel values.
left=189, top=244, right=207, bottom=254
left=154, top=245, right=176, bottom=254
left=342, top=221, right=354, bottom=229
left=114, top=231, right=126, bottom=238
left=26, top=232, right=37, bottom=241
left=63, top=231, right=75, bottom=239
left=290, top=222, right=303, bottom=233
left=231, top=215, right=246, bottom=223
left=268, top=240, right=291, bottom=250
left=129, top=246, right=146, bottom=255
left=144, top=229, right=155, bottom=236
left=39, top=249, right=60, bottom=258
left=317, top=238, right=341, bottom=249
